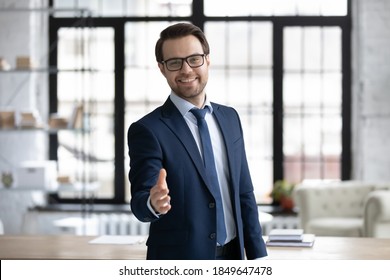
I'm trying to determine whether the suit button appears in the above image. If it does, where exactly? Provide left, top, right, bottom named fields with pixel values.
left=209, top=202, right=215, bottom=208
left=209, top=233, right=216, bottom=239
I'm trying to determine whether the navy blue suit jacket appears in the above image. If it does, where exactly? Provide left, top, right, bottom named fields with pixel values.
left=128, top=97, right=267, bottom=259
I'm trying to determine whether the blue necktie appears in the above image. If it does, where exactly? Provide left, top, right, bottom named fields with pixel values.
left=191, top=108, right=227, bottom=245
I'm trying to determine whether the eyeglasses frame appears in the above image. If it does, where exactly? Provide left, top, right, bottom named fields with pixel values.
left=160, top=54, right=207, bottom=71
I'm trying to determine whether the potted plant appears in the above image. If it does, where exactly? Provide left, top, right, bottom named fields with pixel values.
left=271, top=180, right=295, bottom=210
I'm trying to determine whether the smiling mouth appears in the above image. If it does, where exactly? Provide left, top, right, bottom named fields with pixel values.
left=178, top=77, right=197, bottom=83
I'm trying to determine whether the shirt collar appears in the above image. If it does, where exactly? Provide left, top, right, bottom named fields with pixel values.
left=169, top=91, right=213, bottom=117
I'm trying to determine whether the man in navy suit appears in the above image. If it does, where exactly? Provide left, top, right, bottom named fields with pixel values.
left=128, top=23, right=267, bottom=260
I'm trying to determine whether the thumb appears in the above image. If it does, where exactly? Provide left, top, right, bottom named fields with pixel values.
left=156, top=168, right=167, bottom=189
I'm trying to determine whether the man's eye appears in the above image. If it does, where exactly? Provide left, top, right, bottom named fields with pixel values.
left=189, top=57, right=200, bottom=63
left=168, top=60, right=181, bottom=66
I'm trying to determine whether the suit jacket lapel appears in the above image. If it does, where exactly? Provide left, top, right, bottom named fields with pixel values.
left=212, top=103, right=237, bottom=193
left=159, top=98, right=211, bottom=190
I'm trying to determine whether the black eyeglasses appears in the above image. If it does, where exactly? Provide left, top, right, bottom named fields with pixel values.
left=161, top=54, right=206, bottom=71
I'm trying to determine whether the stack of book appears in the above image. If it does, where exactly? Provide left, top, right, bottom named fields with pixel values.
left=19, top=111, right=41, bottom=128
left=0, top=111, right=15, bottom=128
left=16, top=56, right=35, bottom=69
left=266, top=229, right=315, bottom=247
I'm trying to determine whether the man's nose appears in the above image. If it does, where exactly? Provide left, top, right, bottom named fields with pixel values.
left=180, top=60, right=192, bottom=72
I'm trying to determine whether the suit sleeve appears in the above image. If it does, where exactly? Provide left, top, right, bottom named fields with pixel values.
left=128, top=121, right=163, bottom=223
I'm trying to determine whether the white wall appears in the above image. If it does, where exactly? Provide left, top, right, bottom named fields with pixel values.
left=352, top=0, right=390, bottom=180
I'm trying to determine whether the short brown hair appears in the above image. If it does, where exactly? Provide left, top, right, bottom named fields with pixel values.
left=155, top=23, right=210, bottom=63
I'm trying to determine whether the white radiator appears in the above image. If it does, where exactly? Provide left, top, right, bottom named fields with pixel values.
left=97, top=214, right=298, bottom=236
left=93, top=213, right=150, bottom=236
left=53, top=214, right=150, bottom=236
left=266, top=216, right=300, bottom=234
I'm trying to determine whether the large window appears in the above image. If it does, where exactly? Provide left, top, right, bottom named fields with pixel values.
left=283, top=26, right=343, bottom=183
left=204, top=22, right=274, bottom=202
left=49, top=0, right=351, bottom=204
left=55, top=27, right=115, bottom=199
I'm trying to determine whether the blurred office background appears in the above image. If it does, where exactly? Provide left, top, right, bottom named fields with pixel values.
left=0, top=0, right=389, bottom=236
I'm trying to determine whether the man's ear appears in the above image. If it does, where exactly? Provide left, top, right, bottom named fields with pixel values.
left=158, top=62, right=166, bottom=77
left=205, top=54, right=210, bottom=67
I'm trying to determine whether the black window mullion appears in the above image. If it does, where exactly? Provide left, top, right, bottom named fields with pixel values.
left=273, top=22, right=284, bottom=184
left=114, top=23, right=126, bottom=203
left=341, top=21, right=352, bottom=180
left=192, top=0, right=205, bottom=30
left=48, top=15, right=59, bottom=162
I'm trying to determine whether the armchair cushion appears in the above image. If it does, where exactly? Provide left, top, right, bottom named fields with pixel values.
left=364, top=190, right=390, bottom=238
left=307, top=217, right=363, bottom=237
left=293, top=181, right=377, bottom=237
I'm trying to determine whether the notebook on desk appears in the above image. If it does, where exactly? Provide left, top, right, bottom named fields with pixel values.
left=266, top=233, right=315, bottom=247
left=89, top=235, right=145, bottom=245
left=268, top=229, right=304, bottom=241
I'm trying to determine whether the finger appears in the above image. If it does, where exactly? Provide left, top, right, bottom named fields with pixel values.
left=150, top=169, right=171, bottom=214
left=156, top=168, right=167, bottom=186
left=150, top=190, right=171, bottom=214
left=150, top=185, right=169, bottom=199
left=158, top=203, right=171, bottom=215
left=156, top=168, right=167, bottom=189
left=156, top=195, right=171, bottom=214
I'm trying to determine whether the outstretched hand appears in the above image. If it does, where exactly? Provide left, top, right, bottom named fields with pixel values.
left=150, top=168, right=171, bottom=215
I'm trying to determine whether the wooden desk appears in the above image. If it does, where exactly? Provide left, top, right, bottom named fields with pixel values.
left=1, top=235, right=390, bottom=260
left=267, top=236, right=390, bottom=260
left=0, top=235, right=146, bottom=260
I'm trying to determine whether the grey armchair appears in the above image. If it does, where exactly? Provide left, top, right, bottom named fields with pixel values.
left=293, top=180, right=390, bottom=237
